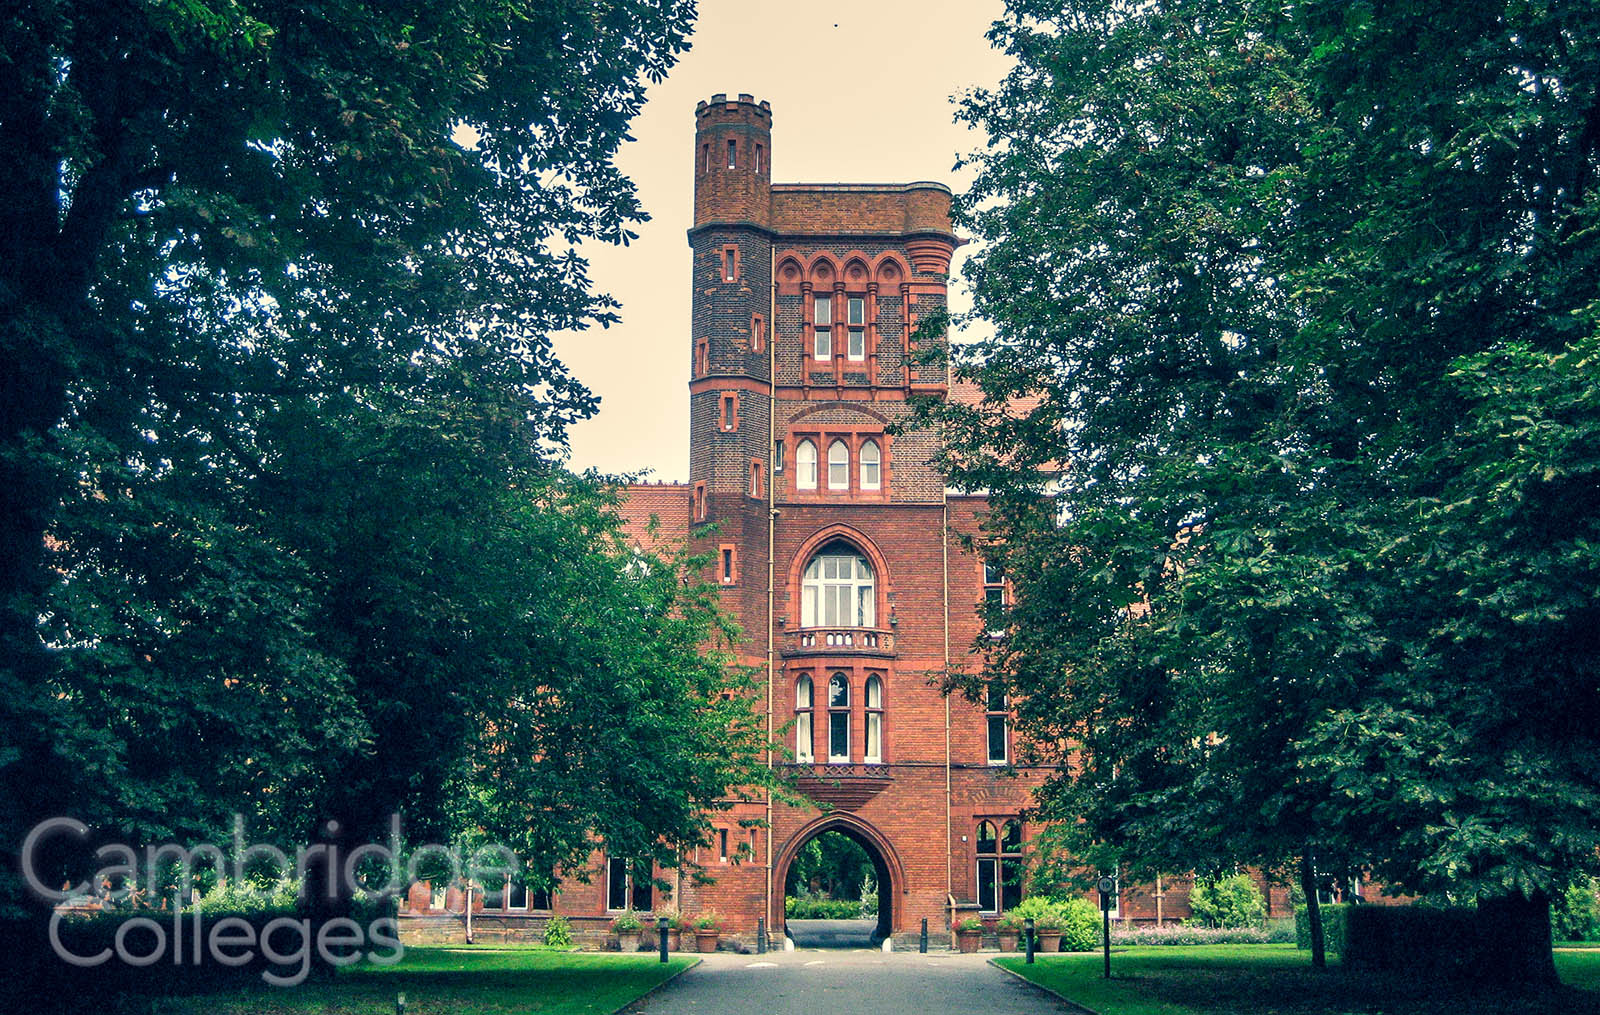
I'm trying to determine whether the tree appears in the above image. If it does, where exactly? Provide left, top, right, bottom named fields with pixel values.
left=926, top=0, right=1600, bottom=984
left=0, top=0, right=772, bottom=941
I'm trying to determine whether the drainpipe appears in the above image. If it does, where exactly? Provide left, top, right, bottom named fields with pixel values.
left=943, top=499, right=952, bottom=907
left=764, top=243, right=777, bottom=933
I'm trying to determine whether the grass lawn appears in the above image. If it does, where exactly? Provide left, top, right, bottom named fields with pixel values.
left=996, top=943, right=1600, bottom=1015
left=149, top=946, right=697, bottom=1015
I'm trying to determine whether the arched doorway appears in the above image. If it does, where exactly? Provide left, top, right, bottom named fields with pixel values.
left=774, top=814, right=902, bottom=947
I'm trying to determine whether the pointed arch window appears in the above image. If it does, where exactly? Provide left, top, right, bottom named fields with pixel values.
left=864, top=675, right=883, bottom=763
left=977, top=820, right=1025, bottom=913
left=801, top=543, right=876, bottom=628
left=827, top=440, right=849, bottom=490
left=827, top=673, right=850, bottom=762
left=860, top=440, right=881, bottom=491
left=795, top=675, right=814, bottom=762
left=796, top=440, right=818, bottom=491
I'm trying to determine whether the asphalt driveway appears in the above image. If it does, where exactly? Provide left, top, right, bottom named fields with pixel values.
left=629, top=949, right=1073, bottom=1015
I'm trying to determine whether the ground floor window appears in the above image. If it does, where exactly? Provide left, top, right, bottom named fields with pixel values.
left=607, top=857, right=653, bottom=912
left=976, top=819, right=1024, bottom=913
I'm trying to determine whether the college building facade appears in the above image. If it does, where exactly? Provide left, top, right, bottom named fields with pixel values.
left=399, top=94, right=1324, bottom=949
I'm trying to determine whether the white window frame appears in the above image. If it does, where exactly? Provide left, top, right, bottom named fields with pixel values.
left=847, top=297, right=866, bottom=360
left=813, top=295, right=832, bottom=359
left=827, top=672, right=851, bottom=763
left=827, top=440, right=849, bottom=490
left=864, top=675, right=883, bottom=763
left=796, top=439, right=818, bottom=490
left=795, top=675, right=814, bottom=762
left=860, top=440, right=881, bottom=490
left=986, top=682, right=1009, bottom=765
left=801, top=548, right=876, bottom=628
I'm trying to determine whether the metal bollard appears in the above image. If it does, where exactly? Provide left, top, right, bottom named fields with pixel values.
left=757, top=917, right=767, bottom=954
left=659, top=916, right=670, bottom=963
left=919, top=917, right=928, bottom=954
left=1025, top=918, right=1035, bottom=964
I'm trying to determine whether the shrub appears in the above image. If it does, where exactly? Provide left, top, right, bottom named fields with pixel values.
left=543, top=914, right=573, bottom=948
left=1189, top=873, right=1267, bottom=928
left=955, top=916, right=984, bottom=932
left=785, top=896, right=864, bottom=919
left=1553, top=878, right=1600, bottom=942
left=858, top=872, right=878, bottom=919
left=1341, top=903, right=1479, bottom=978
left=1056, top=897, right=1100, bottom=952
left=1113, top=921, right=1295, bottom=946
left=1294, top=903, right=1349, bottom=955
left=1009, top=895, right=1065, bottom=929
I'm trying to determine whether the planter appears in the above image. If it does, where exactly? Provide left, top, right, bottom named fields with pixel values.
left=1036, top=929, right=1062, bottom=953
left=666, top=928, right=682, bottom=951
left=694, top=929, right=720, bottom=953
left=997, top=929, right=1020, bottom=952
left=616, top=930, right=642, bottom=952
left=955, top=929, right=981, bottom=954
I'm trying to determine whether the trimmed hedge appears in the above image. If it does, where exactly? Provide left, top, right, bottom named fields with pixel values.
left=1294, top=903, right=1349, bottom=955
left=785, top=896, right=865, bottom=920
left=1113, top=920, right=1296, bottom=946
left=1341, top=904, right=1479, bottom=978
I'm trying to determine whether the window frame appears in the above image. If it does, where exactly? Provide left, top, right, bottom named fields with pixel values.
left=827, top=440, right=849, bottom=490
left=827, top=672, right=851, bottom=763
left=986, top=681, right=1009, bottom=765
left=795, top=675, right=815, bottom=762
left=812, top=294, right=832, bottom=359
left=801, top=545, right=877, bottom=628
left=796, top=439, right=818, bottom=490
left=606, top=857, right=653, bottom=912
left=864, top=675, right=884, bottom=763
left=860, top=440, right=881, bottom=491
left=846, top=296, right=866, bottom=361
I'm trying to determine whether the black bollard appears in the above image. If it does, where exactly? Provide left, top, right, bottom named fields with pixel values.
left=757, top=917, right=767, bottom=954
left=659, top=916, right=670, bottom=963
left=919, top=917, right=928, bottom=954
left=1025, top=917, right=1035, bottom=964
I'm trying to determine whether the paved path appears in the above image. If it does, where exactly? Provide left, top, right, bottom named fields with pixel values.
left=630, top=949, right=1073, bottom=1015
left=784, top=918, right=878, bottom=949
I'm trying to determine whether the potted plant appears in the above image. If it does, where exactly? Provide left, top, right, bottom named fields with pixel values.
left=658, top=913, right=684, bottom=952
left=611, top=910, right=643, bottom=952
left=1013, top=897, right=1064, bottom=952
left=692, top=911, right=723, bottom=952
left=996, top=911, right=1024, bottom=952
left=954, top=916, right=983, bottom=953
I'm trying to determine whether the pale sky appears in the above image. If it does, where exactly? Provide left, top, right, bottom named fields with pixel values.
left=550, top=0, right=1012, bottom=479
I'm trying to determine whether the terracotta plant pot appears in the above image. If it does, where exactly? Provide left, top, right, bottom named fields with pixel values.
left=955, top=929, right=981, bottom=953
left=1036, top=929, right=1062, bottom=952
left=666, top=928, right=682, bottom=951
left=694, top=929, right=720, bottom=953
left=997, top=929, right=1020, bottom=952
left=617, top=930, right=642, bottom=952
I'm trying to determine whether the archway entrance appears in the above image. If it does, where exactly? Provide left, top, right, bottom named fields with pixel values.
left=775, top=816, right=899, bottom=947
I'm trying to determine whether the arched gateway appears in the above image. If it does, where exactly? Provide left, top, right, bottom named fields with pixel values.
left=773, top=812, right=904, bottom=945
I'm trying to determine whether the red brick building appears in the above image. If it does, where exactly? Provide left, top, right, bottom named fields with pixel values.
left=399, top=94, right=1330, bottom=949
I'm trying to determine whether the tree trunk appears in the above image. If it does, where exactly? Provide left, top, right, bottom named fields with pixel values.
left=1299, top=851, right=1326, bottom=970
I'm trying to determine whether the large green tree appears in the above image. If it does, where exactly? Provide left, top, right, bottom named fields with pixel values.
left=927, top=0, right=1600, bottom=983
left=1, top=0, right=771, bottom=935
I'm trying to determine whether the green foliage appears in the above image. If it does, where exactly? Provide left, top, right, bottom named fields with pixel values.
left=785, top=832, right=876, bottom=901
left=692, top=912, right=722, bottom=932
left=1553, top=880, right=1600, bottom=943
left=921, top=0, right=1600, bottom=938
left=542, top=915, right=574, bottom=949
left=956, top=916, right=984, bottom=932
left=858, top=872, right=878, bottom=919
left=1189, top=875, right=1267, bottom=929
left=1342, top=905, right=1482, bottom=978
left=1294, top=905, right=1349, bottom=956
left=1112, top=922, right=1295, bottom=946
left=1007, top=895, right=1100, bottom=951
left=610, top=910, right=642, bottom=933
left=0, top=0, right=731, bottom=916
left=785, top=895, right=865, bottom=920
left=188, top=877, right=301, bottom=916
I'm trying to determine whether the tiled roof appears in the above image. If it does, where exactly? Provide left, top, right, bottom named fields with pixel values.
left=617, top=482, right=690, bottom=553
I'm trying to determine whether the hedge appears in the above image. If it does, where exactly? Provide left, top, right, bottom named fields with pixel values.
left=1341, top=904, right=1480, bottom=978
left=785, top=896, right=865, bottom=920
left=1294, top=903, right=1349, bottom=956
